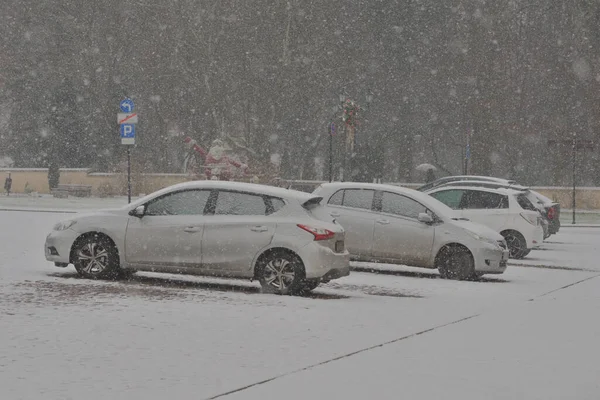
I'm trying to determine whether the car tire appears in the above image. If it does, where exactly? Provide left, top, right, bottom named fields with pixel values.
left=71, top=233, right=121, bottom=280
left=256, top=249, right=305, bottom=295
left=437, top=245, right=476, bottom=281
left=300, top=279, right=320, bottom=293
left=501, top=230, right=529, bottom=259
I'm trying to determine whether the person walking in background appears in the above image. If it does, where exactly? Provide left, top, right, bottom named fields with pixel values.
left=426, top=169, right=436, bottom=183
left=4, top=173, right=12, bottom=196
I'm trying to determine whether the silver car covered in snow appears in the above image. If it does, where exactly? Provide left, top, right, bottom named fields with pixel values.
left=45, top=181, right=350, bottom=295
left=313, top=182, right=509, bottom=280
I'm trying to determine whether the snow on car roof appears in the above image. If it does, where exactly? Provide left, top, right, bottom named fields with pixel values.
left=169, top=180, right=314, bottom=199
left=129, top=180, right=317, bottom=208
left=437, top=180, right=529, bottom=190
left=318, top=181, right=440, bottom=205
left=429, top=185, right=526, bottom=196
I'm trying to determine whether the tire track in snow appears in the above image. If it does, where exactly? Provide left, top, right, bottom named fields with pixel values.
left=206, top=313, right=480, bottom=400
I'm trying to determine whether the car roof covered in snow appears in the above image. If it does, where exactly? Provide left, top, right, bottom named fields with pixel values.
left=130, top=180, right=317, bottom=208
left=427, top=185, right=526, bottom=196
left=316, top=181, right=442, bottom=205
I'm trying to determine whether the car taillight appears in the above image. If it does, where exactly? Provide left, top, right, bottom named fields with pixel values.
left=297, top=224, right=335, bottom=241
left=520, top=213, right=539, bottom=226
left=547, top=207, right=555, bottom=220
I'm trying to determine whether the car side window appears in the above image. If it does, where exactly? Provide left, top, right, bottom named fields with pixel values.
left=381, top=192, right=427, bottom=219
left=145, top=190, right=210, bottom=216
left=268, top=197, right=286, bottom=214
left=214, top=191, right=267, bottom=215
left=430, top=189, right=464, bottom=209
left=328, top=190, right=344, bottom=206
left=461, top=190, right=508, bottom=209
left=516, top=194, right=537, bottom=211
left=341, top=189, right=375, bottom=210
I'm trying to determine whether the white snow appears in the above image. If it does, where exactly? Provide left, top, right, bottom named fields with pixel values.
left=0, top=200, right=599, bottom=399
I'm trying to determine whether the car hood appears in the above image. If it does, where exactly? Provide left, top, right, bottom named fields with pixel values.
left=70, top=208, right=128, bottom=220
left=450, top=218, right=504, bottom=241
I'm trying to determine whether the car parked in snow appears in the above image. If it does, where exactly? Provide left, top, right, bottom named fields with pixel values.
left=45, top=181, right=350, bottom=295
left=426, top=186, right=544, bottom=259
left=425, top=179, right=561, bottom=238
left=312, top=182, right=509, bottom=280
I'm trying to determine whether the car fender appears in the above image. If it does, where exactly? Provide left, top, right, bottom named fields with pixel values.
left=249, top=231, right=313, bottom=273
left=70, top=216, right=129, bottom=262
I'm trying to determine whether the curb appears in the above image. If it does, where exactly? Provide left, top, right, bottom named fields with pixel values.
left=559, top=224, right=600, bottom=228
left=0, top=208, right=78, bottom=214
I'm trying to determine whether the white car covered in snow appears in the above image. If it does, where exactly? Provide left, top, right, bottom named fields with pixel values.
left=45, top=181, right=350, bottom=295
left=312, top=182, right=509, bottom=280
left=426, top=186, right=544, bottom=259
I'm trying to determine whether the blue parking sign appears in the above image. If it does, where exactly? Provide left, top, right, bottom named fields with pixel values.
left=120, top=124, right=135, bottom=138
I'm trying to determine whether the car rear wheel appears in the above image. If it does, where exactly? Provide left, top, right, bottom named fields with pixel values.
left=437, top=245, right=476, bottom=281
left=501, top=230, right=529, bottom=259
left=256, top=250, right=305, bottom=295
left=301, top=279, right=320, bottom=293
left=72, top=234, right=121, bottom=280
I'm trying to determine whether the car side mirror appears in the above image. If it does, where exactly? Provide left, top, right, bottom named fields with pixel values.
left=418, top=213, right=434, bottom=224
left=129, top=205, right=146, bottom=218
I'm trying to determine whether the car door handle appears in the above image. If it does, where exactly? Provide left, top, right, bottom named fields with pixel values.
left=183, top=226, right=202, bottom=233
left=250, top=226, right=268, bottom=232
left=376, top=219, right=390, bottom=225
left=330, top=212, right=341, bottom=217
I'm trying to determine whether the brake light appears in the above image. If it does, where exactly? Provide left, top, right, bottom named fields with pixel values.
left=297, top=224, right=335, bottom=241
left=520, top=213, right=539, bottom=226
left=547, top=207, right=555, bottom=220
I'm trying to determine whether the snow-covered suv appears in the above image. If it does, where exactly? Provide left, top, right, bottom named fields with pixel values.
left=426, top=186, right=544, bottom=259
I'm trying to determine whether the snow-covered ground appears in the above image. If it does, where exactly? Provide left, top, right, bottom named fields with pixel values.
left=1, top=205, right=599, bottom=399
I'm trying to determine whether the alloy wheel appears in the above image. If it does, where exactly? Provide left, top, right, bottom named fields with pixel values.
left=504, top=232, right=525, bottom=258
left=76, top=242, right=109, bottom=275
left=263, top=258, right=296, bottom=291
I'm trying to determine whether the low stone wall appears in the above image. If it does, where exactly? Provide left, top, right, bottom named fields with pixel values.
left=533, top=187, right=600, bottom=210
left=1, top=169, right=599, bottom=209
left=0, top=168, right=192, bottom=197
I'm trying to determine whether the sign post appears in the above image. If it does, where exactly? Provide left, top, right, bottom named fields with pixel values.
left=119, top=99, right=137, bottom=203
left=329, top=122, right=335, bottom=182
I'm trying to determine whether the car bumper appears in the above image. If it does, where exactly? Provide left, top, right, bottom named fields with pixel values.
left=529, top=226, right=544, bottom=249
left=44, top=229, right=78, bottom=265
left=548, top=219, right=560, bottom=234
left=297, top=242, right=351, bottom=280
left=472, top=244, right=509, bottom=274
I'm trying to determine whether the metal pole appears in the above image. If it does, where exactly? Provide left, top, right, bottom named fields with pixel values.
left=127, top=147, right=132, bottom=204
left=465, top=127, right=471, bottom=175
left=329, top=122, right=333, bottom=182
left=572, top=135, right=576, bottom=225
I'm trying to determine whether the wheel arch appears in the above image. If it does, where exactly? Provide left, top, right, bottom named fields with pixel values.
left=253, top=247, right=305, bottom=280
left=500, top=228, right=524, bottom=237
left=434, top=242, right=474, bottom=267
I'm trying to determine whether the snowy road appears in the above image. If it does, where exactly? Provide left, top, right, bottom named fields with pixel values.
left=1, top=210, right=599, bottom=399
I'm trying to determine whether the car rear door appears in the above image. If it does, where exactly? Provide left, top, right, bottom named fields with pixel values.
left=324, top=188, right=376, bottom=259
left=371, top=191, right=435, bottom=267
left=459, top=190, right=510, bottom=232
left=201, top=190, right=277, bottom=275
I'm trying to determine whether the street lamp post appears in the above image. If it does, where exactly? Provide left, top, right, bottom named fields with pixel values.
left=572, top=133, right=577, bottom=225
left=327, top=96, right=346, bottom=182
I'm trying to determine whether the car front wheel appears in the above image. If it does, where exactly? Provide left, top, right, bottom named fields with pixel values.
left=72, top=234, right=121, bottom=279
left=256, top=250, right=305, bottom=295
left=501, top=230, right=529, bottom=259
left=437, top=245, right=475, bottom=281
